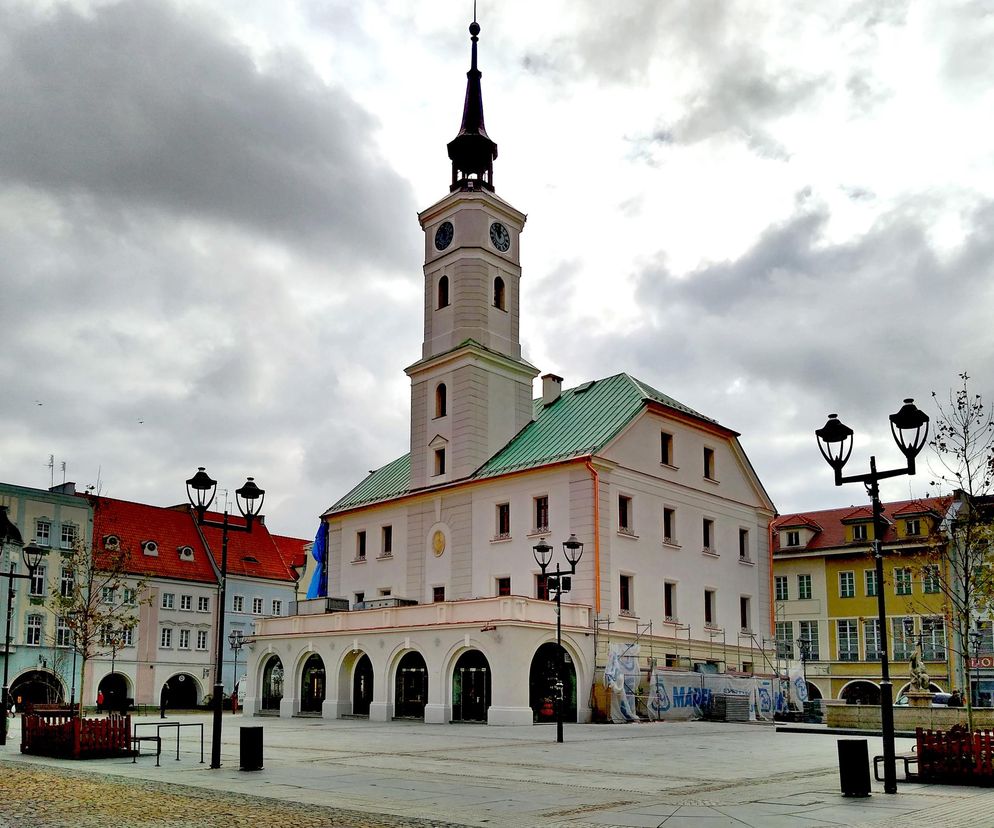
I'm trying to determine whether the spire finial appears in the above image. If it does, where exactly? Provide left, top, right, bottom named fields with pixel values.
left=447, top=11, right=498, bottom=192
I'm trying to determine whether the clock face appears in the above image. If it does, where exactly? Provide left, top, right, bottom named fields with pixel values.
left=489, top=221, right=511, bottom=252
left=432, top=530, right=446, bottom=557
left=434, top=221, right=454, bottom=251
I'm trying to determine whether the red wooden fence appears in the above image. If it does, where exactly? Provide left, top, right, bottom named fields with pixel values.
left=917, top=727, right=994, bottom=785
left=21, top=711, right=132, bottom=759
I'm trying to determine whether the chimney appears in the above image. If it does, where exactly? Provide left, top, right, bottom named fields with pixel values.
left=541, top=373, right=563, bottom=407
left=49, top=482, right=76, bottom=495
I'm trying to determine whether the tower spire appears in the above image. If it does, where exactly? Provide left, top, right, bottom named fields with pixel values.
left=447, top=14, right=498, bottom=192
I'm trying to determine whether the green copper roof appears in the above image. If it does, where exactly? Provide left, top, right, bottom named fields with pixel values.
left=324, top=373, right=717, bottom=515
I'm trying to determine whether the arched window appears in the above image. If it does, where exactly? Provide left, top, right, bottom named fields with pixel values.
left=493, top=276, right=505, bottom=310
left=435, top=383, right=447, bottom=418
left=437, top=275, right=449, bottom=309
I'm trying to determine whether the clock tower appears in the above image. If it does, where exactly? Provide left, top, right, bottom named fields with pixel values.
left=406, top=18, right=538, bottom=490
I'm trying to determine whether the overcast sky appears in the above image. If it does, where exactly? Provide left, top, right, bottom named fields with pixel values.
left=2, top=0, right=992, bottom=539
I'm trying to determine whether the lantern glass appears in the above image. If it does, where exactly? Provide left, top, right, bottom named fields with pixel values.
left=532, top=538, right=553, bottom=570
left=186, top=467, right=217, bottom=513
left=815, top=414, right=854, bottom=472
left=562, top=534, right=584, bottom=567
left=22, top=542, right=44, bottom=573
left=889, top=398, right=929, bottom=460
left=236, top=477, right=265, bottom=520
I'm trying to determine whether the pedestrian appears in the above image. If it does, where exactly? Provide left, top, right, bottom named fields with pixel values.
left=97, top=690, right=104, bottom=712
left=160, top=687, right=168, bottom=719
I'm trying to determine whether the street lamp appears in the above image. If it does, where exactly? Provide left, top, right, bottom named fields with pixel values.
left=67, top=609, right=80, bottom=710
left=185, top=467, right=265, bottom=769
left=796, top=637, right=811, bottom=693
left=228, top=629, right=244, bottom=712
left=1, top=505, right=45, bottom=745
left=532, top=533, right=584, bottom=744
left=969, top=627, right=983, bottom=708
left=816, top=398, right=929, bottom=795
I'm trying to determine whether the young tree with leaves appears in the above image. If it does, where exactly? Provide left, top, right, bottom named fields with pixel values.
left=49, top=539, right=148, bottom=715
left=923, top=372, right=994, bottom=730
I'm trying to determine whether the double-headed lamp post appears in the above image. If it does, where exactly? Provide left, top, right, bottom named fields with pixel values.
left=532, top=534, right=584, bottom=744
left=796, top=637, right=811, bottom=691
left=969, top=627, right=983, bottom=708
left=186, top=467, right=265, bottom=769
left=816, top=398, right=929, bottom=795
left=229, top=629, right=244, bottom=710
left=0, top=506, right=45, bottom=745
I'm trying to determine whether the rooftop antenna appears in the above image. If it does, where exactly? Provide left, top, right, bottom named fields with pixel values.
left=61, top=461, right=67, bottom=485
left=48, top=454, right=55, bottom=488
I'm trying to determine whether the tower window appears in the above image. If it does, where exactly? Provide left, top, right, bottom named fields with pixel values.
left=437, top=275, right=449, bottom=309
left=493, top=276, right=505, bottom=310
left=434, top=448, right=446, bottom=476
left=435, top=383, right=447, bottom=417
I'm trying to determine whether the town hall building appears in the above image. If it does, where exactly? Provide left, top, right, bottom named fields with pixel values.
left=244, top=18, right=776, bottom=725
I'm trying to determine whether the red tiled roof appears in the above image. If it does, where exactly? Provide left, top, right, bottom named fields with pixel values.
left=776, top=514, right=822, bottom=531
left=773, top=495, right=951, bottom=554
left=272, top=534, right=309, bottom=570
left=840, top=506, right=874, bottom=522
left=197, top=513, right=297, bottom=583
left=86, top=495, right=217, bottom=583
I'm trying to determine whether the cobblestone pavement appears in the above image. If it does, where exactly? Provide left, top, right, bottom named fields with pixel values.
left=0, top=760, right=471, bottom=828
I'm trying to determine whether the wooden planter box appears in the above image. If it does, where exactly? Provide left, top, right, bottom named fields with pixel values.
left=917, top=727, right=994, bottom=785
left=21, top=710, right=132, bottom=759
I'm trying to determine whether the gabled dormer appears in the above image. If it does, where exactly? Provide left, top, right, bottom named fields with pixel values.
left=841, top=506, right=878, bottom=543
left=777, top=515, right=821, bottom=550
left=892, top=500, right=939, bottom=539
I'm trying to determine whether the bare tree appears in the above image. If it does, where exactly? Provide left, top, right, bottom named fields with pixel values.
left=49, top=539, right=148, bottom=715
left=923, top=372, right=994, bottom=729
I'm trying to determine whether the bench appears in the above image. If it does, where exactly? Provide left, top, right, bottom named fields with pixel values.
left=131, top=735, right=163, bottom=767
left=874, top=749, right=919, bottom=782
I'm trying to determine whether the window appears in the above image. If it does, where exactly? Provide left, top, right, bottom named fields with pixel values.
left=664, top=581, right=677, bottom=620
left=272, top=600, right=283, bottom=616
left=160, top=627, right=173, bottom=648
left=496, top=576, right=511, bottom=596
left=378, top=588, right=392, bottom=598
left=702, top=518, right=715, bottom=553
left=161, top=592, right=174, bottom=610
left=124, top=587, right=137, bottom=606
left=29, top=565, right=45, bottom=597
left=180, top=595, right=192, bottom=611
left=101, top=586, right=116, bottom=605
left=179, top=629, right=191, bottom=650
left=895, top=567, right=912, bottom=596
left=493, top=276, right=505, bottom=310
left=536, top=574, right=550, bottom=601
left=852, top=523, right=868, bottom=541
left=663, top=507, right=676, bottom=544
left=703, top=447, right=716, bottom=480
left=121, top=627, right=134, bottom=647
left=495, top=503, right=510, bottom=539
left=923, top=617, right=946, bottom=660
left=252, top=597, right=263, bottom=615
left=35, top=519, right=51, bottom=546
left=739, top=596, right=751, bottom=631
left=738, top=529, right=750, bottom=560
left=198, top=596, right=210, bottom=612
left=354, top=591, right=365, bottom=608
left=437, top=274, right=449, bottom=308
left=197, top=630, right=209, bottom=650
left=232, top=595, right=244, bottom=612
left=56, top=617, right=72, bottom=648
left=837, top=620, right=858, bottom=661
left=99, top=624, right=114, bottom=647
left=60, top=523, right=77, bottom=550
left=864, top=618, right=881, bottom=660
left=26, top=614, right=43, bottom=646
left=381, top=525, right=393, bottom=556
left=839, top=571, right=855, bottom=598
left=435, top=384, right=447, bottom=417
left=922, top=565, right=940, bottom=594
left=434, top=448, right=446, bottom=476
left=534, top=496, right=549, bottom=533
left=433, top=586, right=445, bottom=603
left=798, top=574, right=812, bottom=600
left=356, top=531, right=367, bottom=561
left=619, top=575, right=633, bottom=614
left=905, top=518, right=921, bottom=536
left=864, top=569, right=878, bottom=597
left=785, top=530, right=800, bottom=547
left=60, top=567, right=75, bottom=598
left=704, top=589, right=716, bottom=627
left=892, top=617, right=912, bottom=661
left=618, top=495, right=633, bottom=535
left=798, top=620, right=819, bottom=660
left=775, top=621, right=793, bottom=659
left=660, top=432, right=673, bottom=465
left=774, top=576, right=788, bottom=601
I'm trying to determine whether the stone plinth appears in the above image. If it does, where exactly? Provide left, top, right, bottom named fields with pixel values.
left=906, top=690, right=933, bottom=708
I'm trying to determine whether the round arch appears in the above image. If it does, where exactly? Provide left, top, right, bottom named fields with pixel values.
left=529, top=641, right=577, bottom=723
left=896, top=681, right=944, bottom=698
left=804, top=681, right=823, bottom=701
left=97, top=673, right=132, bottom=712
left=10, top=669, right=64, bottom=710
left=161, top=672, right=201, bottom=710
left=451, top=649, right=491, bottom=722
left=394, top=650, right=429, bottom=719
left=839, top=680, right=880, bottom=704
left=261, top=655, right=285, bottom=712
left=300, top=653, right=326, bottom=713
left=335, top=649, right=373, bottom=717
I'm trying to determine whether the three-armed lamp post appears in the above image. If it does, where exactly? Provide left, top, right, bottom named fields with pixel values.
left=532, top=534, right=584, bottom=744
left=0, top=506, right=45, bottom=745
left=185, top=467, right=265, bottom=769
left=816, top=398, right=929, bottom=794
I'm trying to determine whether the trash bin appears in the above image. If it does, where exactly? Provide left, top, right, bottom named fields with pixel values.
left=838, top=739, right=871, bottom=797
left=240, top=726, right=263, bottom=771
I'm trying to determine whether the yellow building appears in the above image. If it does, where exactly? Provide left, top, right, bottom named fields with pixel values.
left=773, top=497, right=952, bottom=702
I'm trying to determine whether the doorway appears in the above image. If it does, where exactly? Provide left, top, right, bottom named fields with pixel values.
left=352, top=654, right=373, bottom=716
left=301, top=654, right=326, bottom=713
left=395, top=651, right=428, bottom=719
left=452, top=650, right=491, bottom=722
